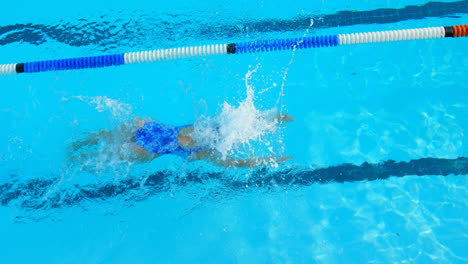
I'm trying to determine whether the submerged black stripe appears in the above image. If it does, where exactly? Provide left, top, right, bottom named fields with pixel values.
left=0, top=1, right=467, bottom=47
left=315, top=1, right=468, bottom=28
left=15, top=63, right=24, bottom=73
left=1, top=157, right=467, bottom=209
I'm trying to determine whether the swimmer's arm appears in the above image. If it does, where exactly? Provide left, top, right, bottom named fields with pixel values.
left=70, top=118, right=147, bottom=151
left=188, top=151, right=240, bottom=168
left=133, top=146, right=160, bottom=162
left=68, top=130, right=112, bottom=152
left=228, top=155, right=292, bottom=168
left=129, top=118, right=147, bottom=127
left=189, top=150, right=292, bottom=168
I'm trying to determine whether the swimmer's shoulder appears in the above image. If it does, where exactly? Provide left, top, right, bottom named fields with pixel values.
left=130, top=118, right=153, bottom=128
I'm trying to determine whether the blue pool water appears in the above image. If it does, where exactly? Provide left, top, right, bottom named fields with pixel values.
left=1, top=0, right=468, bottom=263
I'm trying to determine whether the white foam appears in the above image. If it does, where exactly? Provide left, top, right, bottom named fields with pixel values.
left=73, top=95, right=132, bottom=120
left=192, top=68, right=281, bottom=159
left=69, top=96, right=137, bottom=176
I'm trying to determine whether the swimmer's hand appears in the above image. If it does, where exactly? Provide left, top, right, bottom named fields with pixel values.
left=274, top=113, right=294, bottom=124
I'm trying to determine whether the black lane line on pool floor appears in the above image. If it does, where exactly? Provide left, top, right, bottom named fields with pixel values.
left=1, top=157, right=467, bottom=210
left=0, top=1, right=467, bottom=47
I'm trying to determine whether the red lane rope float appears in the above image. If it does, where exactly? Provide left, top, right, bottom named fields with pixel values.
left=453, top=25, right=468, bottom=37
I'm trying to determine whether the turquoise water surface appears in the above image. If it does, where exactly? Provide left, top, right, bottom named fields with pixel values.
left=1, top=0, right=468, bottom=263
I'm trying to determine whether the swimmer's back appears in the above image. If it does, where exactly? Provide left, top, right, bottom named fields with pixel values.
left=134, top=121, right=196, bottom=157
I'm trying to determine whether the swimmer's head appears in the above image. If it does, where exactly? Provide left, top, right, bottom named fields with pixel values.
left=178, top=126, right=198, bottom=149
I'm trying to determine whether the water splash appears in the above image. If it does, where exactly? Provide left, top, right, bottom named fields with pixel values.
left=202, top=18, right=314, bottom=161
left=192, top=67, right=282, bottom=160
left=67, top=128, right=138, bottom=176
left=68, top=96, right=138, bottom=176
left=73, top=95, right=132, bottom=120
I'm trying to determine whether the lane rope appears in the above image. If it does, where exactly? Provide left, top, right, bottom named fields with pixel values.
left=0, top=24, right=466, bottom=75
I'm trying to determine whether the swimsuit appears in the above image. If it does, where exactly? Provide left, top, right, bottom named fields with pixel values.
left=134, top=121, right=198, bottom=157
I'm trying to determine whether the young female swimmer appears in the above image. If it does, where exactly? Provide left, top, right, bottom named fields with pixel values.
left=69, top=114, right=294, bottom=168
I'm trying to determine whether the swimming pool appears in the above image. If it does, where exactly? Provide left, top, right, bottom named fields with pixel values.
left=1, top=0, right=467, bottom=262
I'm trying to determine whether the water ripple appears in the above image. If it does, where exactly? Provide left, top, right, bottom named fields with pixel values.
left=0, top=1, right=466, bottom=51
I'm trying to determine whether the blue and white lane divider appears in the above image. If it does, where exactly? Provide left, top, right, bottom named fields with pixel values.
left=0, top=25, right=466, bottom=75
